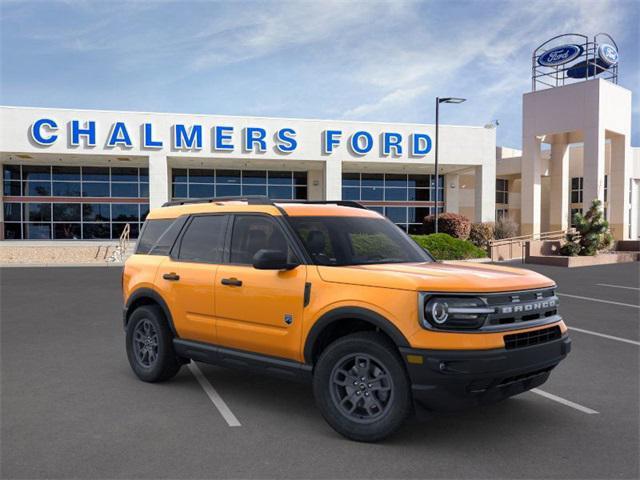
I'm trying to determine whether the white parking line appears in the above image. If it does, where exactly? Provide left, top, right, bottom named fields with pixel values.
left=531, top=388, right=599, bottom=414
left=558, top=293, right=639, bottom=309
left=596, top=283, right=640, bottom=291
left=569, top=326, right=640, bottom=346
left=188, top=361, right=242, bottom=427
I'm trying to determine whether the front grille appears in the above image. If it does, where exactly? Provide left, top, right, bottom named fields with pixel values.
left=504, top=326, right=562, bottom=350
left=484, top=288, right=559, bottom=328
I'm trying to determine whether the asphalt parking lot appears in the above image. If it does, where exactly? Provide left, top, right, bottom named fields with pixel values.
left=1, top=262, right=638, bottom=479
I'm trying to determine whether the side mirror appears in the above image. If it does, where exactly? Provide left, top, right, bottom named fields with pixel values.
left=252, top=249, right=298, bottom=270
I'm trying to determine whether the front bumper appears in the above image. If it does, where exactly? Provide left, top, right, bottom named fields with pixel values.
left=399, top=334, right=571, bottom=411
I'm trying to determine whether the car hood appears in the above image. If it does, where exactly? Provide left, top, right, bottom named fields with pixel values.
left=316, top=261, right=555, bottom=293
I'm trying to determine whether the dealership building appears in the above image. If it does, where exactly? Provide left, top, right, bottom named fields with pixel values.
left=0, top=35, right=638, bottom=242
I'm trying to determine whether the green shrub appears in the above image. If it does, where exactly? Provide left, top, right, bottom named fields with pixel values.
left=411, top=233, right=487, bottom=260
left=560, top=199, right=613, bottom=256
left=423, top=212, right=471, bottom=240
left=469, top=222, right=495, bottom=249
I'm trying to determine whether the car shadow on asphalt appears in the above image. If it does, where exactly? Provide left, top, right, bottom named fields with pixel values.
left=193, top=362, right=571, bottom=446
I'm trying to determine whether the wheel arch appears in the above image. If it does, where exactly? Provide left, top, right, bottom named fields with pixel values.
left=124, top=288, right=177, bottom=336
left=304, top=307, right=410, bottom=365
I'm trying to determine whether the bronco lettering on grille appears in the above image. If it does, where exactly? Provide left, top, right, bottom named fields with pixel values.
left=499, top=299, right=557, bottom=315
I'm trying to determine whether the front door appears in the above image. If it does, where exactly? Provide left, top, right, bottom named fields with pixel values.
left=215, top=214, right=307, bottom=360
left=156, top=214, right=229, bottom=345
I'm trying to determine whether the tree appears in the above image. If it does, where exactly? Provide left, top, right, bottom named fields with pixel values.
left=560, top=199, right=613, bottom=256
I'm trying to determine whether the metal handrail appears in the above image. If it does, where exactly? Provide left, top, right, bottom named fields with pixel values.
left=106, top=223, right=131, bottom=263
left=489, top=229, right=571, bottom=247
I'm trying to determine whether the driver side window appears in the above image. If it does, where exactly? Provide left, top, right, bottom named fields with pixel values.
left=229, top=215, right=296, bottom=265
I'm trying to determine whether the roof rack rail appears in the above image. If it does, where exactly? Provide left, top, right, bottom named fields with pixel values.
left=161, top=196, right=367, bottom=210
left=273, top=200, right=367, bottom=210
left=162, top=196, right=272, bottom=207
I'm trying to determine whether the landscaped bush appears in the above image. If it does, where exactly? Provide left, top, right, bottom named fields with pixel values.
left=469, top=222, right=495, bottom=250
left=494, top=216, right=519, bottom=239
left=560, top=199, right=613, bottom=256
left=423, top=213, right=471, bottom=240
left=411, top=233, right=487, bottom=260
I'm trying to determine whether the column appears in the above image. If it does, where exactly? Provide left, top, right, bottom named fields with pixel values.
left=324, top=159, right=342, bottom=201
left=474, top=163, right=495, bottom=223
left=609, top=134, right=631, bottom=240
left=521, top=135, right=542, bottom=236
left=306, top=169, right=324, bottom=201
left=148, top=153, right=169, bottom=210
left=549, top=134, right=570, bottom=231
left=445, top=173, right=459, bottom=214
left=582, top=126, right=605, bottom=212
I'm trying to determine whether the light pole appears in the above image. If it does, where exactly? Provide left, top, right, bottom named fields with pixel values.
left=434, top=97, right=466, bottom=233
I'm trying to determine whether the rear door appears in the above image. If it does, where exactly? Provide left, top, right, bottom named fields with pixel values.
left=214, top=214, right=307, bottom=360
left=157, top=214, right=229, bottom=344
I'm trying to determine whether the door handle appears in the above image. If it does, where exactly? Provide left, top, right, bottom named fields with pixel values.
left=221, top=277, right=243, bottom=287
left=163, top=272, right=180, bottom=281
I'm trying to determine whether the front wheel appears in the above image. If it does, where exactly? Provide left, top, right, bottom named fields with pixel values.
left=313, top=332, right=412, bottom=442
left=126, top=305, right=181, bottom=382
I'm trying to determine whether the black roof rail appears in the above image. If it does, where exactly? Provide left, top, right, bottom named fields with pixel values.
left=162, top=196, right=272, bottom=207
left=273, top=200, right=367, bottom=210
left=161, top=196, right=367, bottom=210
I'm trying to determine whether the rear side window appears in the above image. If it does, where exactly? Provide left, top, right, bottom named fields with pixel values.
left=177, top=215, right=227, bottom=263
left=136, top=219, right=174, bottom=254
left=148, top=216, right=188, bottom=256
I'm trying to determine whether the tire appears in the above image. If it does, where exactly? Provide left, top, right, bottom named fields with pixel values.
left=313, top=331, right=412, bottom=442
left=126, top=305, right=182, bottom=382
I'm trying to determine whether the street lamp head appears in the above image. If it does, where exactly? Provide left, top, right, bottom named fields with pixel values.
left=438, top=97, right=466, bottom=104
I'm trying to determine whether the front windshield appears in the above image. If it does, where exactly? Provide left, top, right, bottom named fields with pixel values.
left=288, top=216, right=433, bottom=266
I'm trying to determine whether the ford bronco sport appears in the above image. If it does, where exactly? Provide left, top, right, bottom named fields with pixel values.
left=122, top=197, right=570, bottom=442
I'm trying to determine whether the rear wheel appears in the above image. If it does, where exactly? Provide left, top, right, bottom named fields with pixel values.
left=126, top=305, right=181, bottom=382
left=313, top=332, right=412, bottom=442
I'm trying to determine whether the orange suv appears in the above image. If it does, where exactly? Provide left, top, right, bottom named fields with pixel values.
left=122, top=197, right=570, bottom=441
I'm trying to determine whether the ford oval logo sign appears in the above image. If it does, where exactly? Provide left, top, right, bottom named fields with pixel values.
left=538, top=44, right=583, bottom=67
left=598, top=44, right=618, bottom=66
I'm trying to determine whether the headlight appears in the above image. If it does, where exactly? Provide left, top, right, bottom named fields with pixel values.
left=422, top=296, right=494, bottom=330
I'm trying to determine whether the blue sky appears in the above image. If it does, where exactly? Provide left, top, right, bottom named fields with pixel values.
left=1, top=0, right=638, bottom=148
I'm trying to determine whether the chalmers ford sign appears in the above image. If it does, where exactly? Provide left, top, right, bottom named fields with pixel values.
left=28, top=118, right=434, bottom=157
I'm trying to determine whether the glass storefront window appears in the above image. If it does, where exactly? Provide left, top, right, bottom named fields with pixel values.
left=2, top=164, right=149, bottom=240
left=52, top=166, right=80, bottom=181
left=4, top=202, right=21, bottom=221
left=83, top=203, right=111, bottom=221
left=82, top=167, right=109, bottom=182
left=53, top=203, right=81, bottom=222
left=24, top=223, right=51, bottom=239
left=82, top=182, right=110, bottom=197
left=52, top=182, right=81, bottom=197
left=170, top=168, right=308, bottom=201
left=26, top=181, right=51, bottom=196
left=111, top=183, right=139, bottom=198
left=83, top=223, right=111, bottom=239
left=217, top=170, right=241, bottom=184
left=3, top=181, right=21, bottom=196
left=54, top=223, right=81, bottom=239
left=242, top=170, right=266, bottom=184
left=343, top=173, right=444, bottom=231
left=22, top=165, right=51, bottom=181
